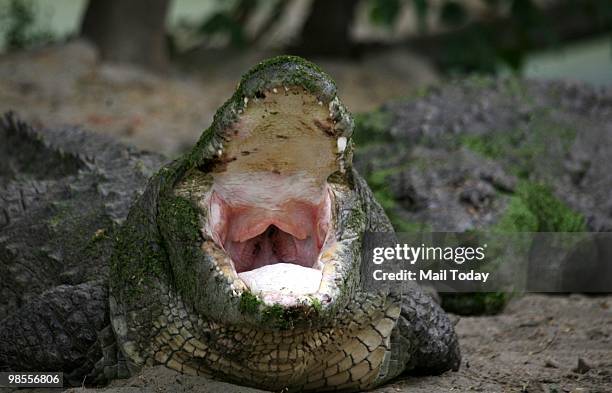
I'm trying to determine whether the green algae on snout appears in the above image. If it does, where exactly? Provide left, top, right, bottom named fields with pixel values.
left=239, top=291, right=263, bottom=314
left=240, top=291, right=324, bottom=330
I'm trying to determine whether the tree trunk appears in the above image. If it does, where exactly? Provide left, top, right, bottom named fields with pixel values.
left=297, top=0, right=359, bottom=57
left=80, top=0, right=170, bottom=72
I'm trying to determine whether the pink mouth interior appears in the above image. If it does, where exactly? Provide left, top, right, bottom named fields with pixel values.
left=210, top=193, right=330, bottom=273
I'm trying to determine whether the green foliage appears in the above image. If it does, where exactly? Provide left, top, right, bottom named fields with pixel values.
left=366, top=168, right=398, bottom=212
left=172, top=0, right=287, bottom=50
left=0, top=0, right=54, bottom=51
left=412, top=0, right=429, bottom=33
left=437, top=0, right=554, bottom=72
left=441, top=292, right=508, bottom=315
left=461, top=132, right=522, bottom=160
left=368, top=0, right=429, bottom=33
left=495, top=182, right=586, bottom=233
left=418, top=0, right=612, bottom=74
left=449, top=182, right=586, bottom=315
left=369, top=0, right=403, bottom=28
left=364, top=0, right=597, bottom=73
left=517, top=182, right=586, bottom=232
left=495, top=195, right=538, bottom=232
left=439, top=1, right=467, bottom=28
left=198, top=12, right=247, bottom=47
left=353, top=110, right=393, bottom=145
left=365, top=167, right=430, bottom=232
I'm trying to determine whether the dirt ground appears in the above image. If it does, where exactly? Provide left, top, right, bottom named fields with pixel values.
left=8, top=295, right=610, bottom=393
left=1, top=43, right=611, bottom=393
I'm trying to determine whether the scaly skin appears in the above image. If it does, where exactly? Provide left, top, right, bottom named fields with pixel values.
left=108, top=56, right=460, bottom=391
left=0, top=57, right=460, bottom=391
left=0, top=112, right=164, bottom=385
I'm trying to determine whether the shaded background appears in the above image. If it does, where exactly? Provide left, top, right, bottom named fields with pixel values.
left=0, top=0, right=610, bottom=156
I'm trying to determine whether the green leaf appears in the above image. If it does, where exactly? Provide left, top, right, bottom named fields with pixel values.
left=369, top=0, right=403, bottom=28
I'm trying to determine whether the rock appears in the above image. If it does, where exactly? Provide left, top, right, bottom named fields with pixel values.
left=572, top=357, right=592, bottom=374
left=354, top=78, right=612, bottom=297
left=355, top=78, right=612, bottom=233
left=544, top=358, right=560, bottom=369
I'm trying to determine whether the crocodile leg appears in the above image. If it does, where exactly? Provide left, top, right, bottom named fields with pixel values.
left=356, top=171, right=461, bottom=381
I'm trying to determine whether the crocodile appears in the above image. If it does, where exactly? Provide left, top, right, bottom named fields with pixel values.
left=0, top=56, right=460, bottom=392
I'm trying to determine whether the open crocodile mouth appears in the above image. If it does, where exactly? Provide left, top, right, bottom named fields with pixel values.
left=201, top=86, right=347, bottom=307
left=210, top=190, right=330, bottom=274
left=208, top=184, right=332, bottom=301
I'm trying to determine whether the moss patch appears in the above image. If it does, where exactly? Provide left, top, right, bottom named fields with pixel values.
left=353, top=110, right=393, bottom=146
left=188, top=55, right=340, bottom=172
left=240, top=292, right=322, bottom=329
left=460, top=119, right=576, bottom=179
left=365, top=167, right=429, bottom=233
left=444, top=182, right=586, bottom=315
left=261, top=304, right=288, bottom=329
left=158, top=196, right=200, bottom=242
left=495, top=182, right=586, bottom=233
left=110, top=199, right=168, bottom=299
left=366, top=168, right=398, bottom=212
left=441, top=292, right=508, bottom=315
left=157, top=194, right=209, bottom=307
left=261, top=302, right=320, bottom=330
left=237, top=55, right=333, bottom=94
left=311, top=298, right=322, bottom=313
left=239, top=292, right=262, bottom=314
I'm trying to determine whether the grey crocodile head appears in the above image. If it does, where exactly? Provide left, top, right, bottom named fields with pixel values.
left=147, top=56, right=364, bottom=330
left=109, top=57, right=400, bottom=391
left=110, top=54, right=386, bottom=335
left=107, top=56, right=429, bottom=393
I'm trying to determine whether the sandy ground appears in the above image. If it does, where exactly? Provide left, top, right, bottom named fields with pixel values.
left=1, top=43, right=611, bottom=393
left=7, top=295, right=610, bottom=393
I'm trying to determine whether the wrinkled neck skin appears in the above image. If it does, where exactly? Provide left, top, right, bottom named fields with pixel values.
left=109, top=58, right=400, bottom=392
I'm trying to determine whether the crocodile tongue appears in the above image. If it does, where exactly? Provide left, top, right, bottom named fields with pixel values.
left=238, top=263, right=322, bottom=304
